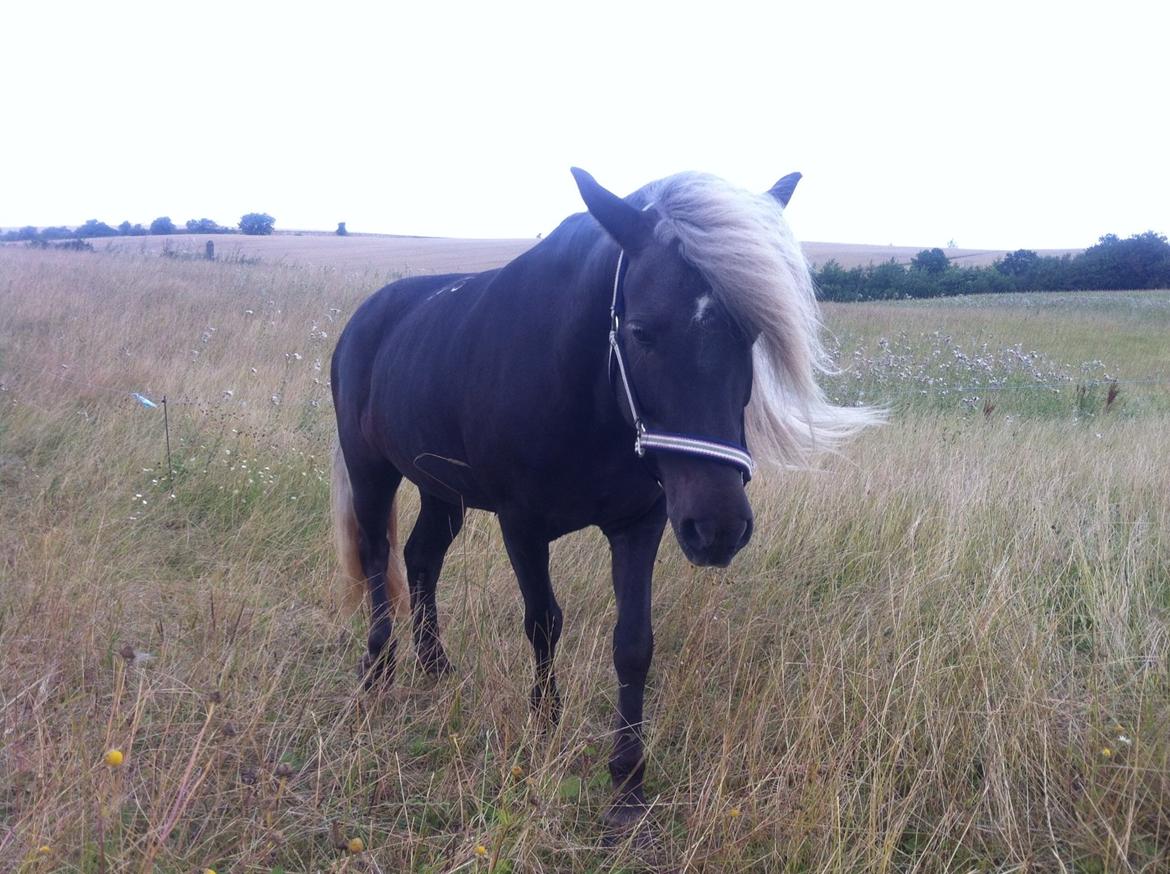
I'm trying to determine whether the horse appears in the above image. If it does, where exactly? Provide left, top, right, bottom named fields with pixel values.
left=329, top=167, right=879, bottom=833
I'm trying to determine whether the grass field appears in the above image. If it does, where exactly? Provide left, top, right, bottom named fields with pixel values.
left=1, top=246, right=1168, bottom=872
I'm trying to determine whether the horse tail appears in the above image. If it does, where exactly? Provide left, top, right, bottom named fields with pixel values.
left=331, top=443, right=410, bottom=619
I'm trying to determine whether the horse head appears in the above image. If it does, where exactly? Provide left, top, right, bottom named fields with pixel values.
left=572, top=168, right=805, bottom=567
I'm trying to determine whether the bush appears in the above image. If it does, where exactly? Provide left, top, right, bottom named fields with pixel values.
left=184, top=217, right=232, bottom=234
left=185, top=218, right=231, bottom=234
left=75, top=219, right=119, bottom=239
left=239, top=213, right=275, bottom=235
left=910, top=248, right=949, bottom=274
left=150, top=216, right=177, bottom=235
left=1, top=226, right=41, bottom=242
left=814, top=231, right=1170, bottom=301
left=336, top=222, right=348, bottom=236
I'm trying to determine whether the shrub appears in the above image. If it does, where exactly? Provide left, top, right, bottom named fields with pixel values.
left=185, top=218, right=230, bottom=234
left=149, top=216, right=177, bottom=235
left=239, top=213, right=275, bottom=236
left=336, top=222, right=348, bottom=236
left=1, top=226, right=40, bottom=242
left=75, top=220, right=119, bottom=239
left=910, top=248, right=950, bottom=274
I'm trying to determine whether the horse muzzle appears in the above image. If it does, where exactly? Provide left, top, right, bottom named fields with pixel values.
left=675, top=512, right=753, bottom=567
left=659, top=457, right=754, bottom=567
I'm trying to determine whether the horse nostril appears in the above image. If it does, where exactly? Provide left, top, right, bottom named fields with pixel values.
left=737, top=517, right=754, bottom=550
left=680, top=518, right=703, bottom=549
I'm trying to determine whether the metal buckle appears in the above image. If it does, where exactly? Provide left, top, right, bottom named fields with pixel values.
left=633, top=421, right=646, bottom=456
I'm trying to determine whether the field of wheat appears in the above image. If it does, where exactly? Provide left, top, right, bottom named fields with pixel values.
left=2, top=247, right=1168, bottom=872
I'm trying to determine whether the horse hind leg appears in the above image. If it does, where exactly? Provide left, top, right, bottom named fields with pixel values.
left=403, top=494, right=464, bottom=676
left=331, top=444, right=407, bottom=686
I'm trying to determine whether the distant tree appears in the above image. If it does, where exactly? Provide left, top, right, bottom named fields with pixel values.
left=118, top=221, right=134, bottom=236
left=186, top=217, right=228, bottom=234
left=1, top=226, right=40, bottom=242
left=813, top=259, right=866, bottom=301
left=996, top=249, right=1040, bottom=277
left=40, top=226, right=73, bottom=241
left=150, top=216, right=176, bottom=235
left=336, top=222, right=348, bottom=236
left=75, top=219, right=119, bottom=239
left=1076, top=231, right=1170, bottom=289
left=239, top=212, right=275, bottom=235
left=910, top=248, right=950, bottom=274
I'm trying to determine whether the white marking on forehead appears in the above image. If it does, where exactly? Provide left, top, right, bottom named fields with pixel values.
left=692, top=293, right=714, bottom=324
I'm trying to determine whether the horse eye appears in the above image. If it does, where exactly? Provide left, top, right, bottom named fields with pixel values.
left=629, top=325, right=653, bottom=346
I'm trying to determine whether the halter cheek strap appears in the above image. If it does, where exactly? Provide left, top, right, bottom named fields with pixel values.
left=608, top=250, right=755, bottom=482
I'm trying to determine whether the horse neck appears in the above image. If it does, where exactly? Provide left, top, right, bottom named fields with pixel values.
left=492, top=218, right=622, bottom=417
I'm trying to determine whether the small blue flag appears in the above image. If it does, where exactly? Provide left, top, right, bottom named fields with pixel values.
left=132, top=393, right=159, bottom=409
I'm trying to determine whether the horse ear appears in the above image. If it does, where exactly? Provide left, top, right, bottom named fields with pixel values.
left=767, top=172, right=802, bottom=208
left=570, top=167, right=651, bottom=251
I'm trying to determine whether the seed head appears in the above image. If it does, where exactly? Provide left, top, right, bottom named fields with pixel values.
left=347, top=837, right=365, bottom=854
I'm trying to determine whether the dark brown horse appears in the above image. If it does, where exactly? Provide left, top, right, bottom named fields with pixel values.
left=330, top=168, right=878, bottom=832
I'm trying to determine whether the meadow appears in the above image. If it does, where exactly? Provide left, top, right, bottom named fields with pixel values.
left=1, top=246, right=1168, bottom=872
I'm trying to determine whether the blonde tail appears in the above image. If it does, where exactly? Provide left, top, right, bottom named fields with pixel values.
left=331, top=444, right=409, bottom=619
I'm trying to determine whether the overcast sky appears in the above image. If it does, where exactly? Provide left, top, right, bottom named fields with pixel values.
left=3, top=1, right=1166, bottom=249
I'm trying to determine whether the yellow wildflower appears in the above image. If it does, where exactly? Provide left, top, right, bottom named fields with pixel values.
left=104, top=749, right=124, bottom=767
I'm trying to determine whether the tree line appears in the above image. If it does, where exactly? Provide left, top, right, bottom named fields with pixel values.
left=813, top=231, right=1170, bottom=300
left=1, top=213, right=276, bottom=242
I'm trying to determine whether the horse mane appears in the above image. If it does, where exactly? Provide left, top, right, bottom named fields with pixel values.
left=638, top=172, right=883, bottom=467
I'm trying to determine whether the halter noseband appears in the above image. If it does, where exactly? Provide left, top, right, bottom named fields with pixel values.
left=608, top=249, right=755, bottom=482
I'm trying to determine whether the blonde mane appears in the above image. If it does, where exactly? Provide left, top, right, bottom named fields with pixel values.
left=643, top=172, right=882, bottom=467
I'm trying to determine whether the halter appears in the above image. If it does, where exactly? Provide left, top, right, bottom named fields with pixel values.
left=608, top=249, right=755, bottom=482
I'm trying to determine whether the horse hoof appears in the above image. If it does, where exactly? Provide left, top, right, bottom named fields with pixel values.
left=359, top=652, right=394, bottom=690
left=602, top=798, right=654, bottom=846
left=419, top=650, right=455, bottom=678
left=529, top=686, right=562, bottom=727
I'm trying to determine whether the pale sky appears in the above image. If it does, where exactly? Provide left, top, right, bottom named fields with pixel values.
left=3, top=1, right=1167, bottom=249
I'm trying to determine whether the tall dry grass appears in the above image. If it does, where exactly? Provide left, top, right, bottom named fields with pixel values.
left=1, top=248, right=1168, bottom=872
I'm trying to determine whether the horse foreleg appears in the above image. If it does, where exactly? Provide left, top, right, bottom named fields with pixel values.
left=500, top=520, right=562, bottom=724
left=602, top=498, right=667, bottom=834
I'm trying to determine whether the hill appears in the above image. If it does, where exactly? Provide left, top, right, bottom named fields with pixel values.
left=74, top=231, right=1082, bottom=273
